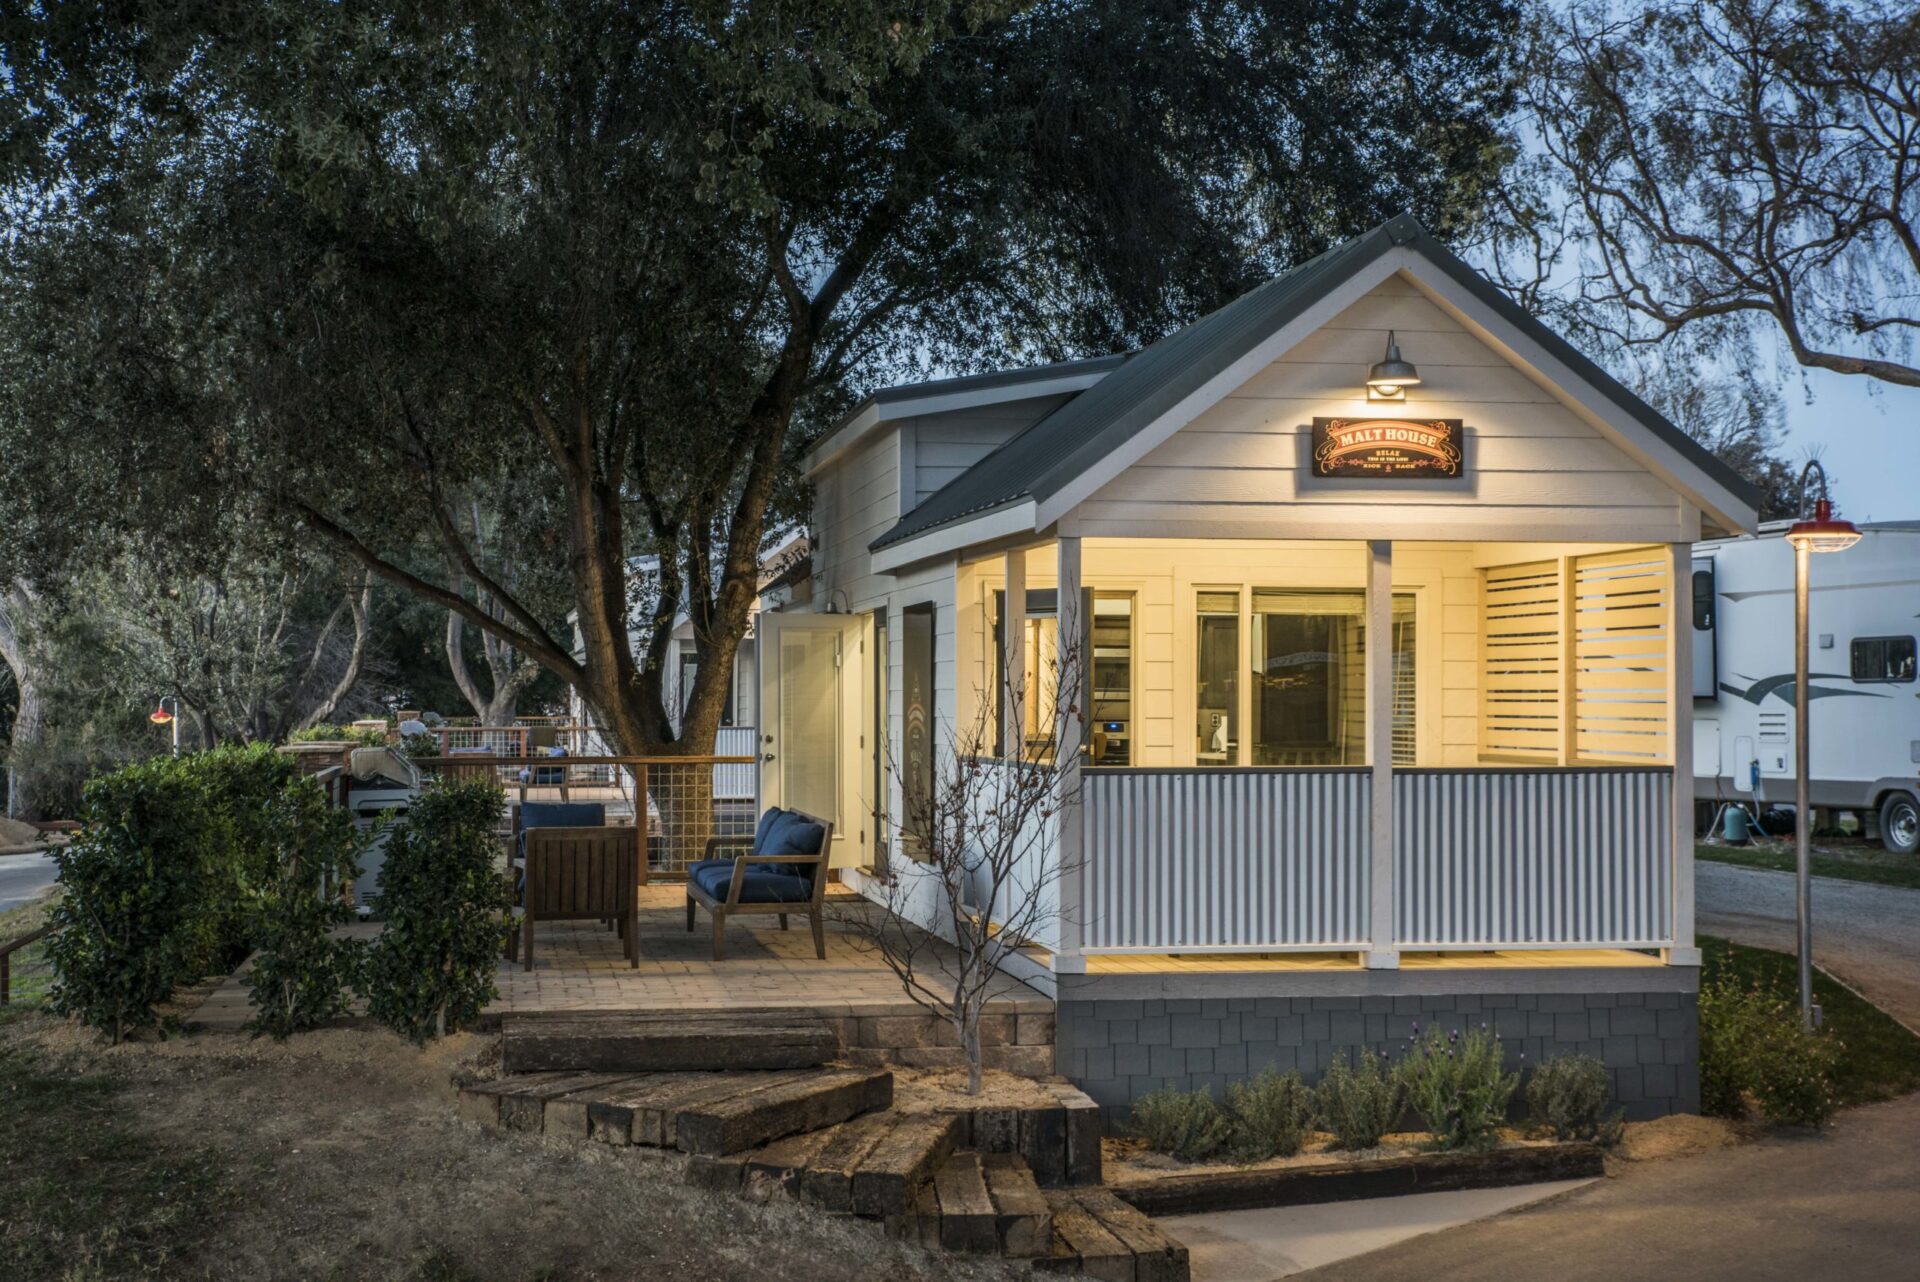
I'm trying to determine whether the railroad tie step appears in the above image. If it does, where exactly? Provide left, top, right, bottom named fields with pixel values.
left=458, top=1072, right=641, bottom=1134
left=887, top=1151, right=1055, bottom=1258
left=500, top=1012, right=837, bottom=1073
left=849, top=1113, right=963, bottom=1217
left=671, top=1067, right=894, bottom=1157
left=1036, top=1187, right=1189, bottom=1282
left=584, top=1071, right=809, bottom=1147
left=796, top=1111, right=903, bottom=1213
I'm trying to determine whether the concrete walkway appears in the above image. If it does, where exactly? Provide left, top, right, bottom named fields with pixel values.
left=1697, top=859, right=1920, bottom=1028
left=1170, top=1179, right=1595, bottom=1281
left=0, top=850, right=56, bottom=914
left=1295, top=1093, right=1920, bottom=1281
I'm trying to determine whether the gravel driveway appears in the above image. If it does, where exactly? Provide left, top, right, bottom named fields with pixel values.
left=1696, top=859, right=1920, bottom=1029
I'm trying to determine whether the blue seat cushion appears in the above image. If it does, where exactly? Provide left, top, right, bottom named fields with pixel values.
left=687, top=859, right=813, bottom=905
left=518, top=801, right=607, bottom=860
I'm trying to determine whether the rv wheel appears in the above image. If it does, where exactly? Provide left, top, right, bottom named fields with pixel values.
left=1881, top=791, right=1920, bottom=856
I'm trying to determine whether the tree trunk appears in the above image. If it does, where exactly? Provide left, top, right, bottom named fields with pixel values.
left=297, top=577, right=372, bottom=731
left=0, top=583, right=46, bottom=820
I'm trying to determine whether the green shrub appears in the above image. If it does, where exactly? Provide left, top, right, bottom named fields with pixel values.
left=45, top=744, right=302, bottom=1041
left=1223, top=1067, right=1313, bottom=1162
left=244, top=781, right=367, bottom=1039
left=1525, top=1053, right=1624, bottom=1144
left=399, top=731, right=441, bottom=760
left=1314, top=1048, right=1404, bottom=1150
left=288, top=723, right=387, bottom=747
left=1130, top=1087, right=1233, bottom=1162
left=1701, top=974, right=1841, bottom=1127
left=362, top=778, right=509, bottom=1041
left=1396, top=1025, right=1518, bottom=1152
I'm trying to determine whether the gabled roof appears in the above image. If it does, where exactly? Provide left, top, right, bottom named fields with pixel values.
left=802, top=353, right=1130, bottom=478
left=869, top=215, right=1763, bottom=554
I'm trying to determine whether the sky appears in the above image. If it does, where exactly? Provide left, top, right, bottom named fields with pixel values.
left=1775, top=360, right=1918, bottom=523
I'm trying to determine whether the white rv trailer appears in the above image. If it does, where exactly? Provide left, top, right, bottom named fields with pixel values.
left=1691, top=520, right=1920, bottom=853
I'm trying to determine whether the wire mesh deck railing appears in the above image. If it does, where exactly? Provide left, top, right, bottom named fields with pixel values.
left=413, top=754, right=758, bottom=875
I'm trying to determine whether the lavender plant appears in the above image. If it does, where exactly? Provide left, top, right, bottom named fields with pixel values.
left=1525, top=1053, right=1624, bottom=1144
left=1131, top=1087, right=1232, bottom=1162
left=1396, top=1024, right=1519, bottom=1151
left=1224, top=1068, right=1313, bottom=1162
left=1314, top=1048, right=1405, bottom=1151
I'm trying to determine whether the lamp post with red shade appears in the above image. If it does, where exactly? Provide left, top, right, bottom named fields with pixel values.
left=1784, top=460, right=1860, bottom=1030
left=149, top=695, right=181, bottom=758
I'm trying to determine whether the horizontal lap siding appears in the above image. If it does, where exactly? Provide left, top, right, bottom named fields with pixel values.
left=1394, top=768, right=1672, bottom=947
left=1082, top=769, right=1369, bottom=950
left=1071, top=278, right=1694, bottom=544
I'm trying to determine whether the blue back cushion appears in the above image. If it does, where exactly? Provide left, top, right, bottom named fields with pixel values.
left=752, top=807, right=788, bottom=852
left=522, top=801, right=605, bottom=830
left=765, top=816, right=826, bottom=857
left=756, top=813, right=827, bottom=884
left=518, top=801, right=606, bottom=860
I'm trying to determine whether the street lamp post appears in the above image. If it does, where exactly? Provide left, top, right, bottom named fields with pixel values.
left=1783, top=461, right=1860, bottom=1031
left=149, top=696, right=181, bottom=758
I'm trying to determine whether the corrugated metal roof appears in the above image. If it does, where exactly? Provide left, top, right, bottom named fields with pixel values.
left=868, top=215, right=1762, bottom=554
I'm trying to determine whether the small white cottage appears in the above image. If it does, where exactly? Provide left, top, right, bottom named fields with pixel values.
left=763, top=216, right=1758, bottom=1120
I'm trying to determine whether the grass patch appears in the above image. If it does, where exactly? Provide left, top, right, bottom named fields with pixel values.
left=1701, top=934, right=1920, bottom=1107
left=0, top=1032, right=232, bottom=1280
left=1696, top=841, right=1920, bottom=891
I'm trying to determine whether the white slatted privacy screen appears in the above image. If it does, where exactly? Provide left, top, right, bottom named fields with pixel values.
left=1571, top=549, right=1672, bottom=764
left=1480, top=548, right=1672, bottom=766
left=1480, top=560, right=1562, bottom=761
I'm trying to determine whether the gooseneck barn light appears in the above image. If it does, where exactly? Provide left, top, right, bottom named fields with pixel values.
left=1786, top=460, right=1857, bottom=1030
left=1365, top=330, right=1422, bottom=400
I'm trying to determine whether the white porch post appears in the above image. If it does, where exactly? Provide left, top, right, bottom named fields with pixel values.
left=1665, top=541, right=1700, bottom=965
left=1003, top=550, right=1026, bottom=759
left=1054, top=535, right=1086, bottom=972
left=1365, top=540, right=1398, bottom=968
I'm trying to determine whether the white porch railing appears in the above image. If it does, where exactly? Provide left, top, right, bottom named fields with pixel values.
left=1394, top=767, right=1673, bottom=949
left=1081, top=768, right=1372, bottom=952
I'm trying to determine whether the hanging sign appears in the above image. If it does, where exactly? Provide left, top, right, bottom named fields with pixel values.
left=1311, top=417, right=1464, bottom=479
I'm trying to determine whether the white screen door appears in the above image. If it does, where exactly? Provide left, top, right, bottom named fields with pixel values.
left=758, top=612, right=868, bottom=867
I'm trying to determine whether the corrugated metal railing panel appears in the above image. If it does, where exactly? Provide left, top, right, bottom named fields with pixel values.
left=714, top=726, right=758, bottom=801
left=1394, top=768, right=1673, bottom=948
left=1082, top=769, right=1370, bottom=951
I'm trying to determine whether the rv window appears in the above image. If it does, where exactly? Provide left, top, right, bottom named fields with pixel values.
left=1851, top=636, right=1916, bottom=684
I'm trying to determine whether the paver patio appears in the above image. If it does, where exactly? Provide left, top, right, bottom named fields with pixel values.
left=188, top=883, right=1049, bottom=1031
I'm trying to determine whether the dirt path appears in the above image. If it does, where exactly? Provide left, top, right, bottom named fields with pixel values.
left=5, top=1016, right=1020, bottom=1282
left=1698, top=860, right=1920, bottom=1028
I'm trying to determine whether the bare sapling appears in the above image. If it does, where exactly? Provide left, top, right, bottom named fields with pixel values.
left=848, top=608, right=1087, bottom=1094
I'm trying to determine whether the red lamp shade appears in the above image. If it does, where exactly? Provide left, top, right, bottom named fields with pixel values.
left=1785, top=498, right=1861, bottom=554
left=149, top=704, right=174, bottom=725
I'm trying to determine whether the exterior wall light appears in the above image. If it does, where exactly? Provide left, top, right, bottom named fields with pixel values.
left=1365, top=330, right=1422, bottom=401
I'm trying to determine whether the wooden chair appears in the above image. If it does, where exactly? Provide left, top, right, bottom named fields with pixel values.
left=520, top=826, right=644, bottom=970
left=685, top=810, right=834, bottom=961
